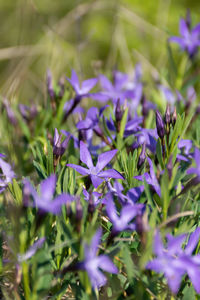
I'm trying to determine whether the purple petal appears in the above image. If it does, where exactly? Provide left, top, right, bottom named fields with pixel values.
left=98, top=255, right=118, bottom=274
left=154, top=231, right=164, bottom=256
left=185, top=228, right=200, bottom=255
left=96, top=150, right=118, bottom=172
left=66, top=164, right=90, bottom=175
left=76, top=119, right=93, bottom=130
left=98, top=169, right=124, bottom=180
left=179, top=18, right=189, bottom=37
left=91, top=228, right=102, bottom=256
left=99, top=75, right=113, bottom=91
left=120, top=205, right=139, bottom=224
left=166, top=234, right=186, bottom=255
left=40, top=175, right=56, bottom=201
left=90, top=175, right=103, bottom=188
left=169, top=36, right=185, bottom=49
left=67, top=70, right=80, bottom=94
left=106, top=194, right=118, bottom=223
left=80, top=141, right=93, bottom=168
left=54, top=128, right=60, bottom=145
left=18, top=238, right=45, bottom=262
left=81, top=78, right=98, bottom=94
left=127, top=186, right=144, bottom=203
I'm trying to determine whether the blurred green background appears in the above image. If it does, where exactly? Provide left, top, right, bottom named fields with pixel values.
left=0, top=0, right=199, bottom=102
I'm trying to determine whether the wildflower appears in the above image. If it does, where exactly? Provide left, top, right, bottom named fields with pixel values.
left=137, top=142, right=146, bottom=169
left=23, top=175, right=75, bottom=215
left=67, top=141, right=124, bottom=188
left=18, top=103, right=37, bottom=122
left=63, top=70, right=104, bottom=119
left=0, top=157, right=15, bottom=193
left=146, top=228, right=200, bottom=294
left=169, top=15, right=200, bottom=57
left=106, top=193, right=143, bottom=234
left=79, top=229, right=118, bottom=288
left=82, top=188, right=102, bottom=207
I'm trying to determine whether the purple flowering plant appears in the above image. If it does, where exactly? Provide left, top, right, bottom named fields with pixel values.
left=1, top=9, right=200, bottom=300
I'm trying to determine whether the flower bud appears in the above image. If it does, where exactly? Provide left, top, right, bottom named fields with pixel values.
left=164, top=104, right=171, bottom=125
left=172, top=106, right=177, bottom=127
left=167, top=155, right=173, bottom=180
left=115, top=99, right=123, bottom=124
left=156, top=110, right=165, bottom=139
left=88, top=192, right=95, bottom=215
left=137, top=143, right=146, bottom=169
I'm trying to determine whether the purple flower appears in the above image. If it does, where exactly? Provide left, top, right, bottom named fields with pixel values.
left=156, top=110, right=165, bottom=140
left=187, top=147, right=200, bottom=180
left=106, top=193, right=143, bottom=234
left=169, top=17, right=200, bottom=57
left=0, top=157, right=15, bottom=193
left=17, top=238, right=45, bottom=262
left=147, top=228, right=200, bottom=294
left=80, top=228, right=118, bottom=288
left=134, top=128, right=158, bottom=153
left=23, top=175, right=75, bottom=215
left=135, top=157, right=161, bottom=197
left=67, top=141, right=124, bottom=188
left=76, top=106, right=107, bottom=132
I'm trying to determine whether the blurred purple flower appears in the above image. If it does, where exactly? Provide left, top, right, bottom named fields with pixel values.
left=0, top=157, right=15, bottom=193
left=169, top=16, right=200, bottom=57
left=79, top=228, right=118, bottom=288
left=158, top=85, right=176, bottom=105
left=147, top=228, right=200, bottom=294
left=67, top=141, right=124, bottom=188
left=133, top=128, right=158, bottom=153
left=46, top=69, right=55, bottom=99
left=23, top=175, right=75, bottom=215
left=135, top=157, right=161, bottom=197
left=106, top=193, right=143, bottom=234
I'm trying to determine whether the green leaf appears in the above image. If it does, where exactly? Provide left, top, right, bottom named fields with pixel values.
left=47, top=140, right=54, bottom=175
left=33, top=160, right=47, bottom=179
left=156, top=139, right=164, bottom=169
left=122, top=244, right=137, bottom=281
left=119, top=107, right=128, bottom=138
left=161, top=169, right=169, bottom=221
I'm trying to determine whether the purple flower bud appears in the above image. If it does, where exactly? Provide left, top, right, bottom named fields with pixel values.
left=115, top=98, right=123, bottom=124
left=156, top=110, right=165, bottom=139
left=165, top=104, right=171, bottom=125
left=88, top=192, right=95, bottom=215
left=137, top=143, right=146, bottom=169
left=172, top=106, right=177, bottom=127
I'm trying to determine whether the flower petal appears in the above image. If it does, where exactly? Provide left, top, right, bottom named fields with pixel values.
left=96, top=150, right=118, bottom=172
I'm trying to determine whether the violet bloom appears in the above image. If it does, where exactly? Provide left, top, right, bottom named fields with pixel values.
left=147, top=228, right=200, bottom=294
left=64, top=70, right=105, bottom=119
left=106, top=193, right=143, bottom=234
left=53, top=128, right=70, bottom=157
left=67, top=141, right=124, bottom=188
left=80, top=228, right=118, bottom=288
left=23, top=175, right=75, bottom=215
left=187, top=147, right=200, bottom=180
left=177, top=139, right=193, bottom=162
left=133, top=128, right=158, bottom=154
left=169, top=16, right=200, bottom=57
left=0, top=157, right=15, bottom=193
left=17, top=238, right=45, bottom=262
left=76, top=106, right=107, bottom=132
left=3, top=98, right=18, bottom=126
left=135, top=157, right=161, bottom=197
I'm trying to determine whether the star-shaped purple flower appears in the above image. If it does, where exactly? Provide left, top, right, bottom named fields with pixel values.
left=67, top=141, right=124, bottom=188
left=147, top=228, right=200, bottom=294
left=79, top=228, right=118, bottom=288
left=105, top=193, right=143, bottom=234
left=23, top=175, right=76, bottom=215
left=169, top=17, right=200, bottom=57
